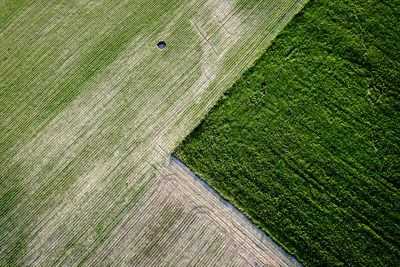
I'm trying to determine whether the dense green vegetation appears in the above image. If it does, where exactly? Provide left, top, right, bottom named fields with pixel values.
left=175, top=0, right=400, bottom=265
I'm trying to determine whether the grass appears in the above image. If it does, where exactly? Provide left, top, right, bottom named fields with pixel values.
left=0, top=0, right=306, bottom=264
left=174, top=0, right=400, bottom=265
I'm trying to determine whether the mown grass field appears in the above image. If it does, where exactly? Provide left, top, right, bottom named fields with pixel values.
left=175, top=0, right=400, bottom=265
left=0, top=0, right=306, bottom=265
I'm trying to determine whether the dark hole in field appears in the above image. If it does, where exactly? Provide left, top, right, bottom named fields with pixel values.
left=157, top=41, right=166, bottom=49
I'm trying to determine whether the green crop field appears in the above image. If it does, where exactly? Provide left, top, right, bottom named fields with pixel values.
left=0, top=0, right=307, bottom=265
left=175, top=0, right=400, bottom=265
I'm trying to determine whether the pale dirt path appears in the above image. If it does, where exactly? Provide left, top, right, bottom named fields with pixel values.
left=0, top=0, right=306, bottom=265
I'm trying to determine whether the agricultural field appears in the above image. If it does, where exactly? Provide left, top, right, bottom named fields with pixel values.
left=175, top=0, right=400, bottom=266
left=0, top=0, right=307, bottom=265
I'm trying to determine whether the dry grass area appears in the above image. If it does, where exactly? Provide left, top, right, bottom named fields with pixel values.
left=0, top=0, right=306, bottom=265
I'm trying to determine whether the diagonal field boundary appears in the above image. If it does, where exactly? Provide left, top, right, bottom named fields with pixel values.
left=0, top=0, right=306, bottom=265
